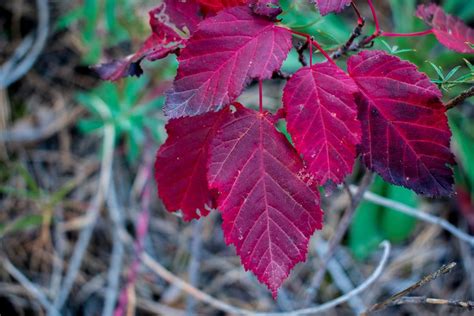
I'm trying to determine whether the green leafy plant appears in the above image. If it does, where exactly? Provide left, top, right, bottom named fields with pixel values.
left=78, top=76, right=164, bottom=162
left=56, top=0, right=142, bottom=64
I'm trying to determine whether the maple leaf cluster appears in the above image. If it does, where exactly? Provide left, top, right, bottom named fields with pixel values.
left=96, top=0, right=473, bottom=297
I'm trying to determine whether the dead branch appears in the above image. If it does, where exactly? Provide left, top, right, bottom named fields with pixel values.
left=362, top=262, right=457, bottom=315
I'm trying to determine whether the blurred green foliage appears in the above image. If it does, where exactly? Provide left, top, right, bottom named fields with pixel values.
left=77, top=75, right=165, bottom=163
left=348, top=176, right=418, bottom=260
left=279, top=0, right=350, bottom=48
left=378, top=0, right=474, bottom=95
left=55, top=0, right=181, bottom=162
left=0, top=164, right=86, bottom=238
left=56, top=0, right=145, bottom=64
left=450, top=111, right=474, bottom=203
left=429, top=59, right=474, bottom=92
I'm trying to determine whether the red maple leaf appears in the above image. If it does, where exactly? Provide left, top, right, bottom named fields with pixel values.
left=94, top=0, right=202, bottom=81
left=348, top=50, right=455, bottom=196
left=207, top=104, right=323, bottom=297
left=283, top=62, right=361, bottom=185
left=313, top=0, right=352, bottom=16
left=416, top=4, right=474, bottom=54
left=155, top=108, right=229, bottom=221
left=164, top=6, right=292, bottom=118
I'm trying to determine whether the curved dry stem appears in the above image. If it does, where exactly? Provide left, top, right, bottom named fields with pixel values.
left=102, top=181, right=125, bottom=316
left=0, top=0, right=49, bottom=88
left=53, top=119, right=116, bottom=311
left=1, top=257, right=60, bottom=316
left=138, top=238, right=391, bottom=316
left=351, top=186, right=474, bottom=247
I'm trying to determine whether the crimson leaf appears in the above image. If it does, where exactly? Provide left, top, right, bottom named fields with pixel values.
left=283, top=62, right=361, bottom=185
left=416, top=4, right=474, bottom=54
left=250, top=0, right=282, bottom=18
left=94, top=0, right=202, bottom=81
left=164, top=6, right=292, bottom=118
left=155, top=108, right=229, bottom=221
left=348, top=50, right=454, bottom=196
left=197, top=0, right=248, bottom=13
left=312, top=0, right=352, bottom=16
left=207, top=104, right=323, bottom=297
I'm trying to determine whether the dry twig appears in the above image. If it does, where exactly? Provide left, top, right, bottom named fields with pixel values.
left=362, top=262, right=457, bottom=315
left=351, top=186, right=474, bottom=247
left=138, top=237, right=390, bottom=316
left=0, top=0, right=49, bottom=88
left=304, top=171, right=375, bottom=304
left=387, top=296, right=474, bottom=310
left=102, top=180, right=125, bottom=316
left=1, top=257, right=60, bottom=316
left=186, top=219, right=204, bottom=315
left=445, top=86, right=474, bottom=110
left=114, top=147, right=154, bottom=316
left=53, top=116, right=116, bottom=311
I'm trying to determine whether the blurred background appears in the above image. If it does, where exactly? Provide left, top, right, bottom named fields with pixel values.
left=0, top=0, right=473, bottom=315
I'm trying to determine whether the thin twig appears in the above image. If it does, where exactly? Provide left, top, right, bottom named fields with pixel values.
left=0, top=0, right=49, bottom=88
left=296, top=40, right=309, bottom=67
left=140, top=240, right=390, bottom=315
left=186, top=219, right=204, bottom=315
left=114, top=148, right=154, bottom=316
left=0, top=107, right=85, bottom=144
left=138, top=297, right=186, bottom=315
left=49, top=206, right=65, bottom=307
left=1, top=257, right=60, bottom=316
left=289, top=30, right=334, bottom=65
left=388, top=296, right=474, bottom=310
left=287, top=241, right=390, bottom=316
left=102, top=180, right=125, bottom=316
left=351, top=186, right=474, bottom=247
left=331, top=8, right=365, bottom=60
left=272, top=70, right=291, bottom=80
left=362, top=262, right=457, bottom=314
left=314, top=239, right=366, bottom=314
left=303, top=171, right=375, bottom=305
left=52, top=121, right=115, bottom=311
left=139, top=245, right=248, bottom=315
left=445, top=86, right=474, bottom=110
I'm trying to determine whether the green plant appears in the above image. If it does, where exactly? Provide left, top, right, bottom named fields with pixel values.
left=56, top=0, right=143, bottom=64
left=77, top=76, right=164, bottom=162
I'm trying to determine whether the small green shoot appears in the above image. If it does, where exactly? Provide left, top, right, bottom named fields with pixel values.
left=380, top=40, right=416, bottom=55
left=428, top=60, right=474, bottom=91
left=77, top=76, right=164, bottom=162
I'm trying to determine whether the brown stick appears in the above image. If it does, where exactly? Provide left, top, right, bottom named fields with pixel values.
left=445, top=86, right=474, bottom=110
left=362, top=262, right=457, bottom=315
left=331, top=7, right=365, bottom=60
left=388, top=296, right=474, bottom=310
left=303, top=171, right=375, bottom=305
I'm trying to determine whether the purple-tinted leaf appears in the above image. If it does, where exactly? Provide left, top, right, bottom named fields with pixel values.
left=197, top=0, right=248, bottom=13
left=312, top=0, right=352, bottom=16
left=348, top=50, right=454, bottom=196
left=207, top=104, right=323, bottom=297
left=250, top=0, right=282, bottom=18
left=283, top=62, right=361, bottom=185
left=164, top=6, right=292, bottom=118
left=94, top=0, right=202, bottom=81
left=155, top=108, right=229, bottom=221
left=417, top=4, right=474, bottom=54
